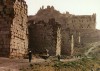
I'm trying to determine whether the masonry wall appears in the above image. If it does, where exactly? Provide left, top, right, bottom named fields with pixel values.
left=0, top=0, right=14, bottom=57
left=10, top=0, right=28, bottom=58
left=67, top=14, right=96, bottom=30
left=28, top=19, right=61, bottom=56
left=0, top=0, right=28, bottom=58
left=61, top=29, right=73, bottom=55
left=78, top=29, right=100, bottom=45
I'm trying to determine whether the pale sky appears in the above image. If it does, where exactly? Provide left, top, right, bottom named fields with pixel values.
left=25, top=0, right=100, bottom=29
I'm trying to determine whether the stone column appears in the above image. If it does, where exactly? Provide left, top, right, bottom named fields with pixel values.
left=78, top=32, right=81, bottom=44
left=56, top=27, right=61, bottom=56
left=71, top=35, right=74, bottom=56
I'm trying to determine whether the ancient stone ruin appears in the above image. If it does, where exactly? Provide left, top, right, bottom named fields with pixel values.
left=28, top=6, right=100, bottom=56
left=0, top=0, right=28, bottom=58
left=0, top=1, right=100, bottom=58
left=28, top=18, right=61, bottom=56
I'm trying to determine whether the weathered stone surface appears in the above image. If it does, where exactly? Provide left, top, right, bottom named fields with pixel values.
left=28, top=18, right=61, bottom=56
left=0, top=0, right=28, bottom=58
left=56, top=27, right=61, bottom=56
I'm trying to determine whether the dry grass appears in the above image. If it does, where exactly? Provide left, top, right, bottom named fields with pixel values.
left=19, top=56, right=100, bottom=71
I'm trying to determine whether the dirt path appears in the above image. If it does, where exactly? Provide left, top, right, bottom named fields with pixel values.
left=85, top=41, right=100, bottom=56
left=0, top=56, right=83, bottom=71
left=0, top=57, right=45, bottom=71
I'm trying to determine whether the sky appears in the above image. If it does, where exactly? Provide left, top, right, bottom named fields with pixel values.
left=25, top=0, right=100, bottom=29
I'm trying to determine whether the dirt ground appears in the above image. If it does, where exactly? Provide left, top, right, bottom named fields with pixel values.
left=0, top=57, right=45, bottom=71
left=0, top=57, right=68, bottom=71
left=0, top=57, right=100, bottom=71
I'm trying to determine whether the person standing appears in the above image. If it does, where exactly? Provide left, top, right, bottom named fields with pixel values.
left=57, top=55, right=61, bottom=61
left=28, top=51, right=32, bottom=62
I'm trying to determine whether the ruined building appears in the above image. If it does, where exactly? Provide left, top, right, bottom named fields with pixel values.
left=0, top=0, right=28, bottom=58
left=0, top=1, right=100, bottom=58
left=28, top=6, right=100, bottom=56
left=28, top=19, right=61, bottom=56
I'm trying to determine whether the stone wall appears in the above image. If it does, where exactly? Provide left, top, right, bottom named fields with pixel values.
left=28, top=18, right=61, bottom=56
left=67, top=14, right=96, bottom=29
left=0, top=0, right=28, bottom=58
left=78, top=29, right=100, bottom=45
left=61, top=29, right=76, bottom=55
left=0, top=0, right=14, bottom=57
left=10, top=0, right=28, bottom=58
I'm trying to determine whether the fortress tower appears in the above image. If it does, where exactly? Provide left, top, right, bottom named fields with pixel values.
left=0, top=0, right=28, bottom=58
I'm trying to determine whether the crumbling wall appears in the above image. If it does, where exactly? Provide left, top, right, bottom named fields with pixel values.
left=0, top=0, right=28, bottom=58
left=61, top=29, right=75, bottom=55
left=78, top=29, right=100, bottom=45
left=10, top=0, right=28, bottom=58
left=67, top=14, right=96, bottom=30
left=0, top=0, right=14, bottom=57
left=28, top=19, right=61, bottom=56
